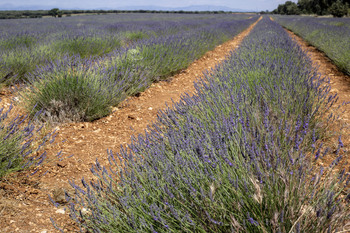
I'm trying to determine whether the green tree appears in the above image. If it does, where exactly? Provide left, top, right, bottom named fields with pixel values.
left=329, top=0, right=349, bottom=16
left=285, top=1, right=301, bottom=14
left=276, top=1, right=301, bottom=14
left=277, top=4, right=286, bottom=14
left=298, top=0, right=312, bottom=13
left=48, top=8, right=60, bottom=17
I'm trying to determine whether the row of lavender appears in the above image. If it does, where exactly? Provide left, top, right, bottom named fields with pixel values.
left=0, top=13, right=240, bottom=40
left=0, top=104, right=58, bottom=178
left=63, top=17, right=349, bottom=232
left=0, top=15, right=256, bottom=184
left=0, top=15, right=256, bottom=181
left=17, top=15, right=257, bottom=123
left=273, top=15, right=350, bottom=75
left=0, top=14, right=255, bottom=84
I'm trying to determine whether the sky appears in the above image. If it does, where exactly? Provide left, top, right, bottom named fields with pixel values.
left=0, top=0, right=295, bottom=11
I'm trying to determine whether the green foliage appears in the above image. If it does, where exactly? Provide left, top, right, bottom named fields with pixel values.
left=329, top=0, right=349, bottom=17
left=0, top=9, right=234, bottom=20
left=105, top=47, right=148, bottom=95
left=0, top=37, right=42, bottom=83
left=287, top=2, right=301, bottom=15
left=0, top=10, right=46, bottom=19
left=0, top=35, right=120, bottom=85
left=21, top=62, right=124, bottom=123
left=274, top=15, right=350, bottom=75
left=48, top=8, right=61, bottom=18
left=0, top=45, right=58, bottom=84
left=0, top=104, right=56, bottom=178
left=52, top=36, right=121, bottom=58
left=0, top=35, right=36, bottom=51
left=276, top=1, right=301, bottom=15
left=5, top=14, right=255, bottom=123
left=0, top=116, right=23, bottom=177
left=123, top=31, right=150, bottom=44
left=140, top=43, right=194, bottom=79
left=274, top=0, right=350, bottom=16
left=65, top=18, right=349, bottom=232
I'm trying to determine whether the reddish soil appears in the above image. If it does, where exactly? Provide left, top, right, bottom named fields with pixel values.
left=286, top=30, right=350, bottom=169
left=0, top=18, right=261, bottom=233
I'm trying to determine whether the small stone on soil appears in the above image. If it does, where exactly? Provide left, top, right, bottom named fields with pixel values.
left=55, top=208, right=65, bottom=214
left=57, top=161, right=68, bottom=168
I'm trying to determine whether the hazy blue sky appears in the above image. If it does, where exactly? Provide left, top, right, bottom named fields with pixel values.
left=1, top=0, right=295, bottom=11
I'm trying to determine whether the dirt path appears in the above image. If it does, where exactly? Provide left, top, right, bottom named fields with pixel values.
left=0, top=18, right=261, bottom=233
left=285, top=29, right=350, bottom=169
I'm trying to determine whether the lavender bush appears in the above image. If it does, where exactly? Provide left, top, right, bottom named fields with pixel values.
left=19, top=15, right=257, bottom=122
left=0, top=14, right=257, bottom=84
left=0, top=102, right=57, bottom=178
left=20, top=56, right=130, bottom=122
left=52, top=35, right=121, bottom=58
left=101, top=16, right=257, bottom=92
left=63, top=17, right=349, bottom=232
left=273, top=15, right=350, bottom=75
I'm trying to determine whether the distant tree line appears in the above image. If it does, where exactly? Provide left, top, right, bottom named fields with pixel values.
left=0, top=8, right=240, bottom=20
left=273, top=0, right=349, bottom=17
left=0, top=10, right=47, bottom=19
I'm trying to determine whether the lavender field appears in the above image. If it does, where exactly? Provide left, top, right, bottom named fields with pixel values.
left=64, top=17, right=348, bottom=232
left=0, top=13, right=257, bottom=123
left=0, top=13, right=257, bottom=198
left=0, top=13, right=349, bottom=232
left=0, top=13, right=257, bottom=84
left=273, top=15, right=350, bottom=75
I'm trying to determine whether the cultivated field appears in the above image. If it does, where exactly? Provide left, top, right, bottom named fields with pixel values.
left=273, top=15, right=350, bottom=75
left=0, top=14, right=349, bottom=232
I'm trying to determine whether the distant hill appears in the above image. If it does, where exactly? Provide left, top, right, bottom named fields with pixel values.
left=0, top=4, right=253, bottom=12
